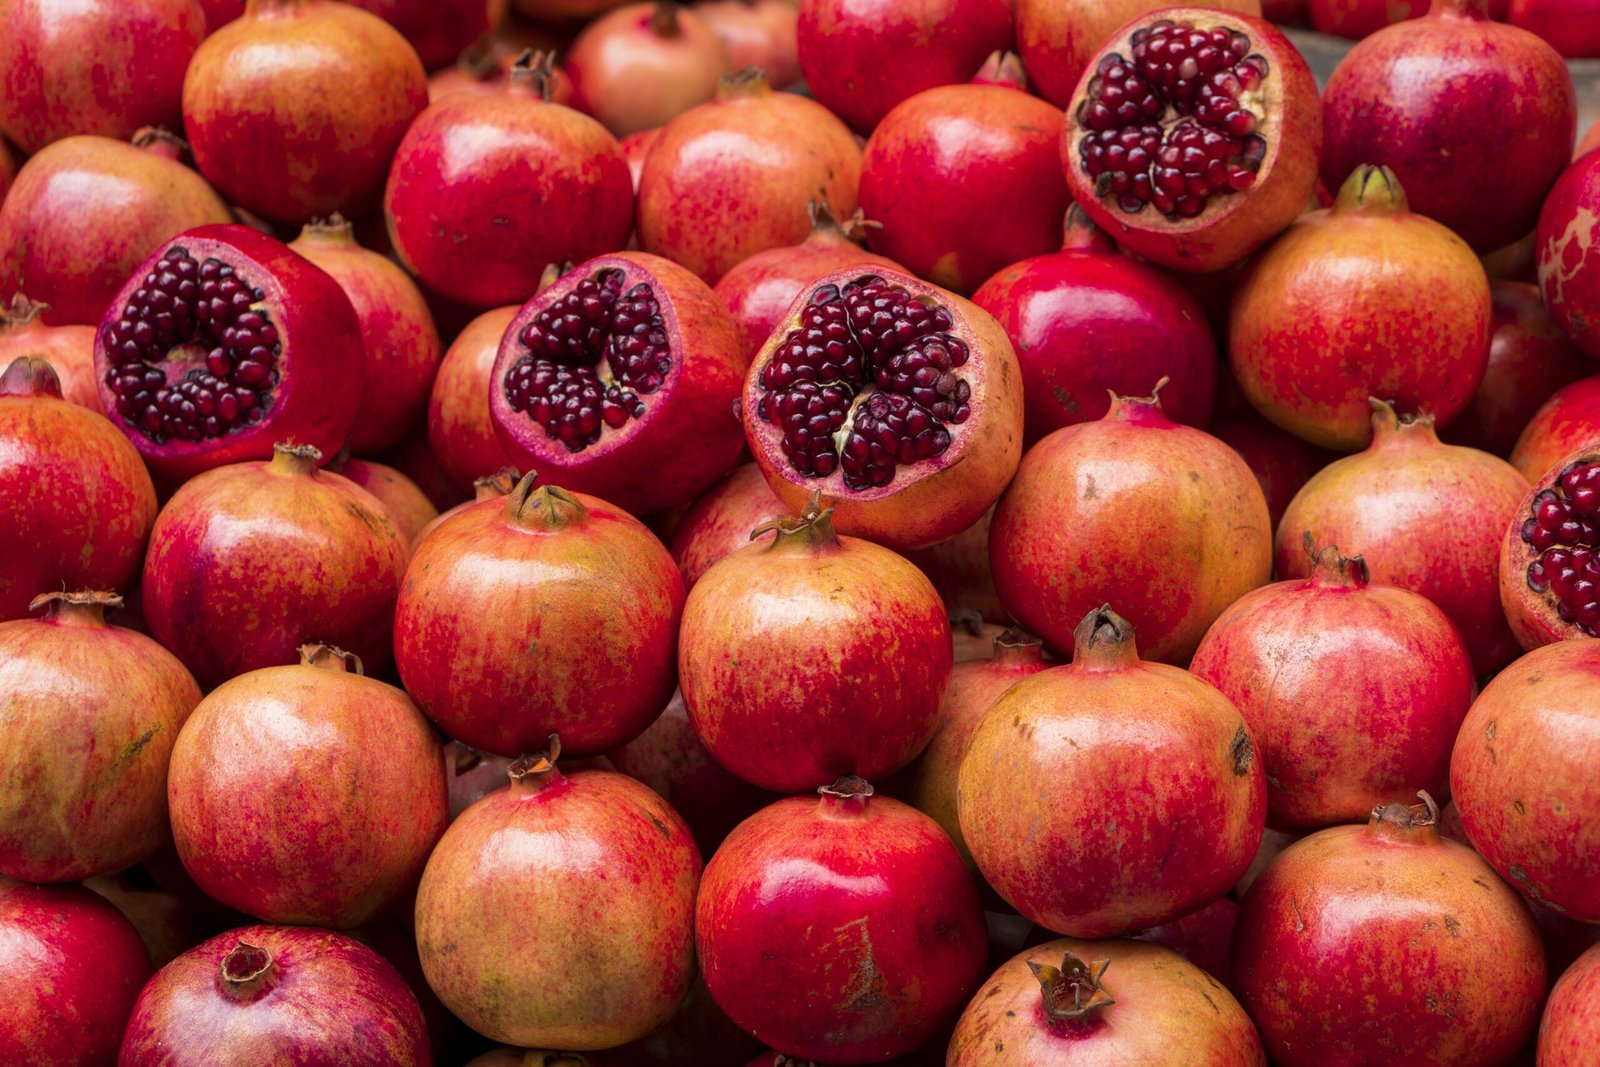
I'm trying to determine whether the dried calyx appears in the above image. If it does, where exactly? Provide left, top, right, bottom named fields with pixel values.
left=1029, top=951, right=1116, bottom=1021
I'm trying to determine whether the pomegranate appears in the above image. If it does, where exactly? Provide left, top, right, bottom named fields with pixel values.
left=1310, top=0, right=1426, bottom=36
left=328, top=455, right=440, bottom=544
left=0, top=356, right=157, bottom=621
left=678, top=505, right=951, bottom=792
left=622, top=126, right=662, bottom=191
left=199, top=0, right=243, bottom=32
left=1513, top=376, right=1600, bottom=482
left=119, top=925, right=431, bottom=1064
left=698, top=777, right=987, bottom=1062
left=567, top=3, right=732, bottom=137
left=973, top=206, right=1218, bottom=443
left=182, top=0, right=428, bottom=224
left=0, top=0, right=204, bottom=154
left=1131, top=896, right=1241, bottom=986
left=669, top=462, right=787, bottom=590
left=0, top=294, right=98, bottom=407
left=1500, top=445, right=1600, bottom=648
left=697, top=0, right=802, bottom=88
left=141, top=442, right=409, bottom=687
left=742, top=267, right=1024, bottom=550
left=959, top=607, right=1266, bottom=936
left=348, top=0, right=510, bottom=70
left=1209, top=411, right=1335, bottom=526
left=0, top=880, right=152, bottom=1064
left=903, top=508, right=1008, bottom=622
left=95, top=224, right=367, bottom=481
left=0, top=130, right=232, bottom=328
left=1061, top=8, right=1322, bottom=273
left=428, top=305, right=518, bottom=491
left=1276, top=400, right=1527, bottom=676
left=1509, top=0, right=1600, bottom=57
left=1538, top=150, right=1600, bottom=360
left=85, top=872, right=227, bottom=970
left=990, top=388, right=1272, bottom=663
left=1540, top=943, right=1600, bottom=1063
left=1263, top=0, right=1309, bottom=21
left=796, top=0, right=1015, bottom=134
left=948, top=938, right=1265, bottom=1065
left=1233, top=794, right=1546, bottom=1066
left=413, top=466, right=518, bottom=551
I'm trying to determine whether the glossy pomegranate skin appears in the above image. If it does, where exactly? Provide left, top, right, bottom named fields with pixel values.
left=1510, top=0, right=1600, bottom=58
left=0, top=356, right=157, bottom=622
left=0, top=131, right=232, bottom=328
left=1209, top=411, right=1335, bottom=526
left=0, top=880, right=152, bottom=1064
left=348, top=0, right=509, bottom=70
left=568, top=3, right=732, bottom=138
left=698, top=0, right=802, bottom=88
left=416, top=752, right=701, bottom=1049
left=668, top=462, right=787, bottom=591
left=0, top=295, right=98, bottom=407
left=1310, top=0, right=1426, bottom=37
left=0, top=0, right=204, bottom=154
left=118, top=925, right=431, bottom=1065
left=1233, top=798, right=1546, bottom=1066
left=412, top=466, right=517, bottom=551
left=428, top=305, right=518, bottom=491
left=697, top=779, right=988, bottom=1063
left=678, top=508, right=951, bottom=792
left=1538, top=150, right=1600, bottom=360
left=330, top=457, right=440, bottom=544
left=141, top=443, right=410, bottom=688
left=1513, top=376, right=1600, bottom=482
left=1540, top=942, right=1600, bottom=1063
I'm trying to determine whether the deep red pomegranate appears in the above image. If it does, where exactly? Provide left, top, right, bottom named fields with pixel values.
left=1276, top=400, right=1527, bottom=676
left=1510, top=0, right=1600, bottom=57
left=1513, top=376, right=1600, bottom=482
left=1233, top=795, right=1545, bottom=1066
left=1538, top=150, right=1600, bottom=360
left=328, top=456, right=440, bottom=544
left=182, top=0, right=428, bottom=224
left=413, top=466, right=518, bottom=551
left=0, top=130, right=232, bottom=328
left=903, top=508, right=1008, bottom=623
left=0, top=294, right=98, bottom=407
left=1131, top=896, right=1241, bottom=986
left=959, top=607, right=1266, bottom=936
left=796, top=0, right=1015, bottom=134
left=1540, top=942, right=1600, bottom=1063
left=1209, top=411, right=1335, bottom=526
left=0, top=0, right=204, bottom=154
left=1310, top=0, right=1426, bottom=36
left=141, top=442, right=409, bottom=687
left=990, top=388, right=1272, bottom=663
left=0, top=880, right=152, bottom=1064
left=1499, top=445, right=1600, bottom=648
left=948, top=938, right=1265, bottom=1065
left=1061, top=8, right=1322, bottom=273
left=678, top=505, right=951, bottom=792
left=698, top=0, right=802, bottom=88
left=428, top=305, right=518, bottom=491
left=119, top=925, right=430, bottom=1064
left=95, top=224, right=366, bottom=481
left=416, top=741, right=701, bottom=1049
left=669, top=463, right=787, bottom=590
left=973, top=206, right=1218, bottom=443
left=348, top=0, right=510, bottom=69
left=566, top=2, right=731, bottom=137
left=0, top=356, right=157, bottom=621
left=698, top=777, right=987, bottom=1062
left=742, top=267, right=1024, bottom=550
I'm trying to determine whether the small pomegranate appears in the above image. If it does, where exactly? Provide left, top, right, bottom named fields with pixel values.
left=413, top=466, right=519, bottom=551
left=1061, top=8, right=1322, bottom=273
left=119, top=925, right=430, bottom=1064
left=1538, top=149, right=1600, bottom=360
left=742, top=267, right=1024, bottom=550
left=903, top=508, right=1008, bottom=623
left=678, top=505, right=951, bottom=792
left=0, top=356, right=157, bottom=621
left=1131, top=895, right=1241, bottom=986
left=1510, top=0, right=1600, bottom=57
left=697, top=0, right=802, bottom=88
left=1513, top=376, right=1600, bottom=483
left=568, top=3, right=731, bottom=137
left=959, top=607, right=1266, bottom=936
left=1540, top=942, right=1600, bottom=1063
left=948, top=939, right=1266, bottom=1065
left=1310, top=0, right=1427, bottom=37
left=428, top=305, right=519, bottom=491
left=669, top=462, right=787, bottom=590
left=348, top=0, right=510, bottom=70
left=1209, top=411, right=1335, bottom=526
left=973, top=206, right=1218, bottom=444
left=698, top=777, right=988, bottom=1062
left=1499, top=445, right=1600, bottom=647
left=328, top=456, right=440, bottom=544
left=1233, top=794, right=1546, bottom=1066
left=0, top=294, right=97, bottom=407
left=416, top=741, right=701, bottom=1049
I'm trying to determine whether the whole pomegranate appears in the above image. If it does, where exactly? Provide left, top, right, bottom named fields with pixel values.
left=198, top=0, right=242, bottom=31
left=84, top=872, right=224, bottom=970
left=1233, top=794, right=1546, bottom=1066
left=678, top=505, right=951, bottom=792
left=0, top=294, right=97, bottom=407
left=1538, top=149, right=1600, bottom=360
left=568, top=3, right=732, bottom=137
left=669, top=462, right=787, bottom=590
left=329, top=456, right=440, bottom=544
left=903, top=508, right=1008, bottom=622
left=428, top=305, right=518, bottom=491
left=1310, top=0, right=1426, bottom=36
left=958, top=607, right=1266, bottom=936
left=989, top=388, right=1272, bottom=663
left=1509, top=0, right=1600, bottom=57
left=119, top=925, right=430, bottom=1064
left=1131, top=896, right=1242, bottom=986
left=1061, top=8, right=1322, bottom=273
left=0, top=130, right=232, bottom=327
left=621, top=126, right=661, bottom=192
left=349, top=0, right=510, bottom=70
left=698, top=0, right=802, bottom=88
left=697, top=777, right=988, bottom=1062
left=1513, top=376, right=1600, bottom=482
left=416, top=742, right=701, bottom=1049
left=1498, top=445, right=1600, bottom=647
left=413, top=466, right=518, bottom=550
left=1540, top=942, right=1600, bottom=1063
left=1209, top=411, right=1335, bottom=526
left=0, top=356, right=157, bottom=621
left=741, top=267, right=1024, bottom=550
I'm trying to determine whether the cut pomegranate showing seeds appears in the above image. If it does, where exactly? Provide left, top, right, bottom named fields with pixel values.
left=1502, top=447, right=1600, bottom=649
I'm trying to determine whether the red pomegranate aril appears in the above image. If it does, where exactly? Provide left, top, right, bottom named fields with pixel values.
left=1504, top=452, right=1600, bottom=644
left=0, top=294, right=98, bottom=408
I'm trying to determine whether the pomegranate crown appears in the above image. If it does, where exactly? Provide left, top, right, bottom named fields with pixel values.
left=1370, top=790, right=1441, bottom=834
left=1028, top=952, right=1115, bottom=1020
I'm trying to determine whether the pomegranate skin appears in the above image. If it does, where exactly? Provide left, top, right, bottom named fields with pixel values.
left=1514, top=376, right=1600, bottom=482
left=428, top=305, right=518, bottom=491
left=1540, top=942, right=1600, bottom=1064
left=415, top=750, right=701, bottom=1050
left=0, top=295, right=98, bottom=407
left=567, top=3, right=732, bottom=138
left=330, top=457, right=440, bottom=544
left=1510, top=0, right=1600, bottom=58
left=0, top=880, right=153, bottom=1065
left=1230, top=165, right=1492, bottom=450
left=1233, top=797, right=1546, bottom=1067
left=118, top=925, right=431, bottom=1066
left=412, top=466, right=517, bottom=552
left=348, top=0, right=509, bottom=70
left=0, top=356, right=157, bottom=622
left=1539, top=151, right=1600, bottom=361
left=668, top=462, right=787, bottom=591
left=696, top=778, right=988, bottom=1063
left=0, top=131, right=232, bottom=328
left=903, top=508, right=1008, bottom=622
left=1132, top=896, right=1241, bottom=987
left=1209, top=411, right=1335, bottom=526
left=958, top=608, right=1266, bottom=937
left=989, top=391, right=1273, bottom=664
left=698, top=0, right=802, bottom=88
left=1310, top=0, right=1425, bottom=36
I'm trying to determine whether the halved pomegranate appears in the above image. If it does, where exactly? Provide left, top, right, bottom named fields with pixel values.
left=1501, top=445, right=1600, bottom=649
left=1061, top=8, right=1322, bottom=272
left=741, top=267, right=1023, bottom=551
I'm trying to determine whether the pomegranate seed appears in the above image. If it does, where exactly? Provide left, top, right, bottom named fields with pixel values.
left=1525, top=459, right=1600, bottom=636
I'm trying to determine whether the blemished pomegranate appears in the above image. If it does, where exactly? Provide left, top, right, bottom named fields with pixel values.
left=1233, top=794, right=1546, bottom=1066
left=118, top=925, right=431, bottom=1065
left=141, top=442, right=410, bottom=687
left=989, top=388, right=1272, bottom=663
left=416, top=741, right=701, bottom=1049
left=903, top=508, right=1008, bottom=623
left=1209, top=411, right=1335, bottom=526
left=669, top=463, right=787, bottom=590
left=1276, top=400, right=1528, bottom=676
left=1513, top=376, right=1600, bottom=483
left=959, top=607, right=1266, bottom=936
left=1540, top=942, right=1600, bottom=1062
left=697, top=777, right=988, bottom=1062
left=698, top=0, right=802, bottom=88
left=1510, top=0, right=1600, bottom=58
left=973, top=206, right=1218, bottom=444
left=0, top=295, right=98, bottom=407
left=567, top=3, right=732, bottom=138
left=947, top=938, right=1266, bottom=1065
left=428, top=305, right=519, bottom=491
left=395, top=475, right=685, bottom=757
left=1499, top=445, right=1600, bottom=647
left=0, top=130, right=232, bottom=328
left=1310, top=0, right=1426, bottom=37
left=0, top=356, right=157, bottom=622
left=1538, top=149, right=1600, bottom=360
left=328, top=456, right=440, bottom=544
left=94, top=223, right=367, bottom=481
left=1131, top=895, right=1241, bottom=986
left=1061, top=8, right=1322, bottom=273
left=678, top=505, right=951, bottom=792
left=347, top=0, right=510, bottom=70
left=742, top=267, right=1024, bottom=550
